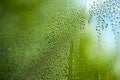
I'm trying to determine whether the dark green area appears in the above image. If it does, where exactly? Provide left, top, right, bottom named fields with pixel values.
left=0, top=0, right=118, bottom=80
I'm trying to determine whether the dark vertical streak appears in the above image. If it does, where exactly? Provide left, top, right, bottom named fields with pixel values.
left=68, top=39, right=74, bottom=80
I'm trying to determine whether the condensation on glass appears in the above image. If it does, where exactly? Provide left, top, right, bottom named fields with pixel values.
left=0, top=0, right=120, bottom=80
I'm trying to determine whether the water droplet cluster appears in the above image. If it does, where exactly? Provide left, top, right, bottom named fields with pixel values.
left=0, top=0, right=119, bottom=80
left=89, top=0, right=120, bottom=52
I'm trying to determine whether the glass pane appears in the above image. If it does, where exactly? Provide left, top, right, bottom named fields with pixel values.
left=0, top=0, right=119, bottom=80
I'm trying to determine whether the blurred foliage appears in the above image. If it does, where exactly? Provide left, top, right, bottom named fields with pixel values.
left=67, top=29, right=117, bottom=80
left=0, top=0, right=119, bottom=80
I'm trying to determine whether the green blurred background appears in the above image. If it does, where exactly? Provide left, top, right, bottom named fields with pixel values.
left=0, top=0, right=119, bottom=80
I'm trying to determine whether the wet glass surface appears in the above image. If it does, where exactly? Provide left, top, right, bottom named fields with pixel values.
left=0, top=0, right=120, bottom=80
